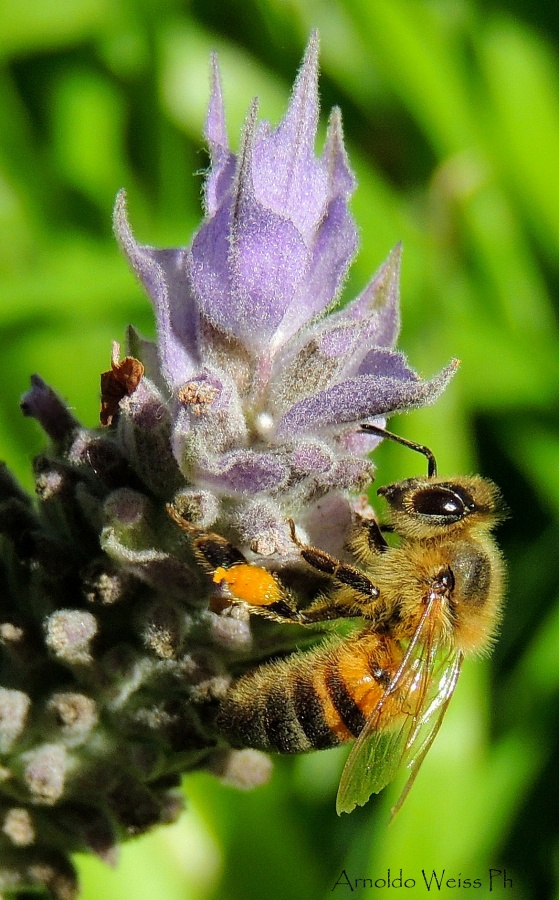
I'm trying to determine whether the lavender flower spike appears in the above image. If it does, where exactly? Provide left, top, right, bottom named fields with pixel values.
left=0, top=34, right=457, bottom=895
left=115, top=32, right=455, bottom=540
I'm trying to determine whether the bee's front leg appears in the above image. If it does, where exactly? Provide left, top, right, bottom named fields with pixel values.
left=288, top=520, right=381, bottom=622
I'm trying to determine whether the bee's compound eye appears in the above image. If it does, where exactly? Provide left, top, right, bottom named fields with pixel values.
left=412, top=486, right=469, bottom=520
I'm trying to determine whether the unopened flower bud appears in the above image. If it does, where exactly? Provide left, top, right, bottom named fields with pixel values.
left=0, top=689, right=31, bottom=753
left=45, top=611, right=98, bottom=665
left=139, top=600, right=184, bottom=659
left=22, top=743, right=67, bottom=805
left=20, top=375, right=78, bottom=446
left=46, top=693, right=98, bottom=745
left=2, top=807, right=35, bottom=847
left=208, top=748, right=273, bottom=790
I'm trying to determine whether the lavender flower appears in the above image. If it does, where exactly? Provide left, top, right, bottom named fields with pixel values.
left=0, top=34, right=454, bottom=898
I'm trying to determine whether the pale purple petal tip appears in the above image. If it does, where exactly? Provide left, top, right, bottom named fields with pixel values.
left=204, top=54, right=235, bottom=215
left=251, top=32, right=328, bottom=240
left=190, top=33, right=361, bottom=357
left=323, top=107, right=356, bottom=199
left=205, top=53, right=228, bottom=153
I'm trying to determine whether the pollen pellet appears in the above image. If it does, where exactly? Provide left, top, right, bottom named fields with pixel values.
left=213, top=564, right=282, bottom=607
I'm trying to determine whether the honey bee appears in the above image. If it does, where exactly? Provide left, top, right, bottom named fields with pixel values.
left=169, top=426, right=505, bottom=816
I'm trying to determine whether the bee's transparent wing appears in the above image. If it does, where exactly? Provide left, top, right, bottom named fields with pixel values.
left=388, top=650, right=462, bottom=820
left=336, top=598, right=462, bottom=816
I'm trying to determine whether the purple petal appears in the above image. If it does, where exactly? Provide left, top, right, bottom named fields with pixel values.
left=188, top=200, right=231, bottom=335
left=191, top=110, right=310, bottom=350
left=274, top=195, right=358, bottom=348
left=205, top=53, right=228, bottom=161
left=277, top=361, right=458, bottom=436
left=330, top=244, right=402, bottom=348
left=290, top=441, right=334, bottom=476
left=170, top=370, right=248, bottom=473
left=302, top=195, right=358, bottom=306
left=114, top=192, right=199, bottom=390
left=229, top=198, right=309, bottom=345
left=355, top=349, right=417, bottom=379
left=196, top=450, right=289, bottom=495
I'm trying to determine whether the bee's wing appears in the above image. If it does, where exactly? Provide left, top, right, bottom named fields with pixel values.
left=388, top=649, right=462, bottom=820
left=336, top=597, right=463, bottom=816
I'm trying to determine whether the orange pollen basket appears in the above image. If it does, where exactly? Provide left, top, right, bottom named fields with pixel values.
left=212, top=564, right=282, bottom=607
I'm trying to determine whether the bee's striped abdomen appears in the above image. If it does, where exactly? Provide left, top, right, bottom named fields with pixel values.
left=292, top=672, right=337, bottom=749
left=216, top=631, right=400, bottom=753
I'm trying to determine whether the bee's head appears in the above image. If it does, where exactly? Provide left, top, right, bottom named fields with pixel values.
left=378, top=475, right=504, bottom=540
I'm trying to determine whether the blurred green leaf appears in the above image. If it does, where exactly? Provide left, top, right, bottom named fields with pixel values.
left=0, top=0, right=109, bottom=58
left=481, top=17, right=559, bottom=256
left=50, top=70, right=130, bottom=207
left=78, top=811, right=222, bottom=900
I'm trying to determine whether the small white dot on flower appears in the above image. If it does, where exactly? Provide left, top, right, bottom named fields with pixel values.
left=254, top=412, right=275, bottom=439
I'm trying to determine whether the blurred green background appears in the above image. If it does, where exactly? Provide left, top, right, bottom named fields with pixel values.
left=1, top=0, right=558, bottom=897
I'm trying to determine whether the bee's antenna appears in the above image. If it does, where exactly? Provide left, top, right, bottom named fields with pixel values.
left=360, top=424, right=438, bottom=478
